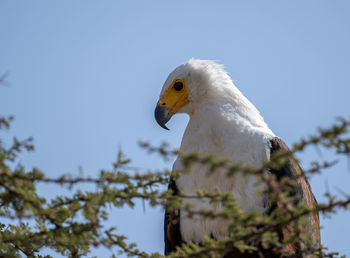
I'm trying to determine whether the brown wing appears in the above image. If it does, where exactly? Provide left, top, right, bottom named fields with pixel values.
left=269, top=137, right=321, bottom=253
left=164, top=179, right=182, bottom=255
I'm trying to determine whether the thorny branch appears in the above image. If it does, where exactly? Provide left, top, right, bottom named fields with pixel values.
left=0, top=116, right=349, bottom=257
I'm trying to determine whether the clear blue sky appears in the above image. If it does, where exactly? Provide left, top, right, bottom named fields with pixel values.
left=1, top=1, right=350, bottom=257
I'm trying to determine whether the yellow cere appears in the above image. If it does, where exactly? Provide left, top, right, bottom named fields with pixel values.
left=158, top=79, right=189, bottom=114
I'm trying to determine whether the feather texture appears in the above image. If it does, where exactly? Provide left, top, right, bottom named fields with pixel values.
left=161, top=59, right=320, bottom=255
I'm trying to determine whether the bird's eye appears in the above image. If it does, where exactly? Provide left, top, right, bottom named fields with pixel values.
left=173, top=81, right=183, bottom=91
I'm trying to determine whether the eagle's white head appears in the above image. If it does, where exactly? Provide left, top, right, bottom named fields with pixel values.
left=155, top=58, right=265, bottom=130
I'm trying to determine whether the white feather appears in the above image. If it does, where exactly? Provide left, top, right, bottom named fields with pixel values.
left=163, top=59, right=276, bottom=243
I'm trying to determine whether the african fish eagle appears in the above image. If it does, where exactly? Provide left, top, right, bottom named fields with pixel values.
left=154, top=59, right=320, bottom=257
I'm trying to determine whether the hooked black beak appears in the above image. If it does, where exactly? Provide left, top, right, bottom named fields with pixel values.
left=154, top=105, right=172, bottom=130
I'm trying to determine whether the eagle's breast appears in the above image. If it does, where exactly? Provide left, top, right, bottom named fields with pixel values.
left=174, top=103, right=274, bottom=243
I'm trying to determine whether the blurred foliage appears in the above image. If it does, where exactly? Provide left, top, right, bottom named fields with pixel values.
left=0, top=114, right=349, bottom=257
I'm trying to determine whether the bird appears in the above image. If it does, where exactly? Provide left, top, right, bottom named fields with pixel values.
left=154, top=59, right=320, bottom=257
